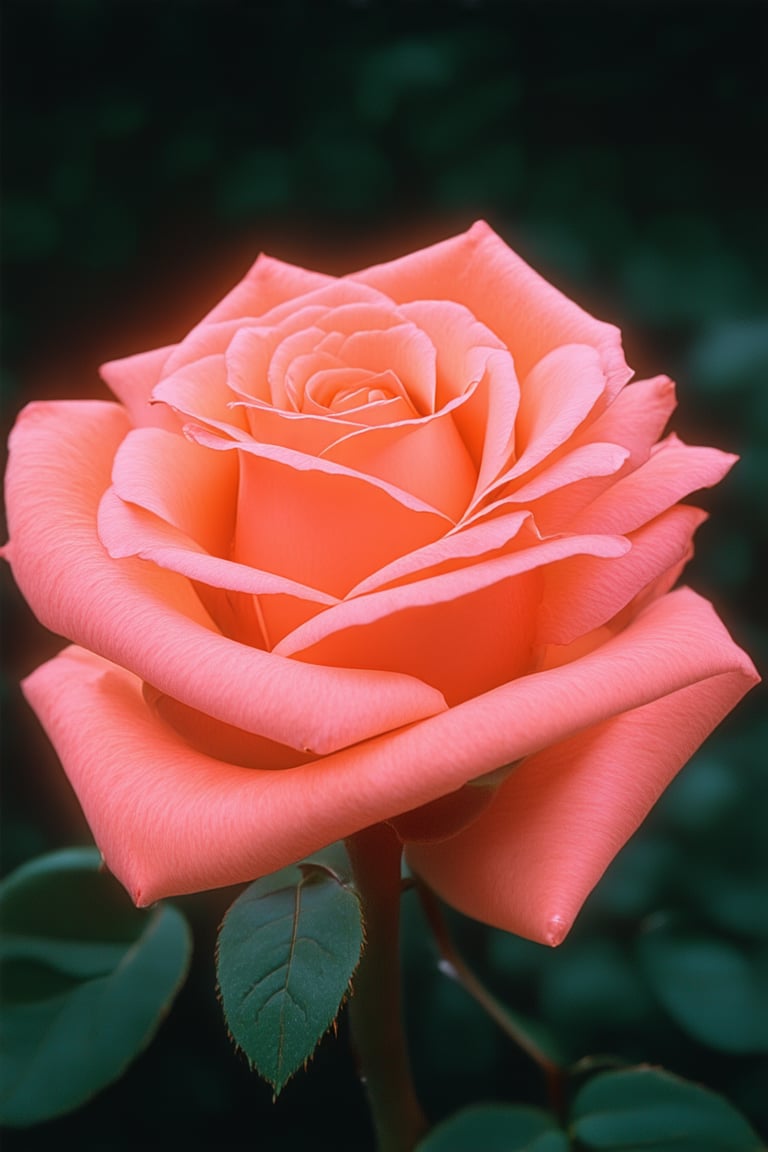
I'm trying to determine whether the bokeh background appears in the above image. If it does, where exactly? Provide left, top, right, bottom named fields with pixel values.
left=2, top=1, right=766, bottom=1148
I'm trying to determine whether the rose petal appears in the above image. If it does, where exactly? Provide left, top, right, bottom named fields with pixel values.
left=267, top=325, right=341, bottom=409
left=398, top=300, right=520, bottom=499
left=329, top=325, right=438, bottom=415
left=537, top=504, right=709, bottom=646
left=228, top=316, right=331, bottom=406
left=353, top=220, right=632, bottom=396
left=22, top=588, right=756, bottom=910
left=408, top=666, right=756, bottom=944
left=493, top=344, right=608, bottom=491
left=571, top=434, right=738, bottom=535
left=186, top=429, right=454, bottom=598
left=236, top=399, right=375, bottom=457
left=519, top=377, right=678, bottom=537
left=100, top=345, right=178, bottom=430
left=503, top=442, right=630, bottom=506
left=303, top=373, right=415, bottom=421
left=144, top=685, right=316, bottom=770
left=151, top=354, right=249, bottom=437
left=347, top=510, right=533, bottom=598
left=4, top=401, right=448, bottom=752
left=226, top=322, right=300, bottom=406
left=275, top=533, right=631, bottom=688
left=107, top=427, right=237, bottom=556
left=98, top=489, right=337, bottom=608
left=197, top=252, right=333, bottom=325
left=297, top=570, right=542, bottom=704
left=320, top=400, right=477, bottom=521
left=573, top=374, right=677, bottom=469
left=164, top=277, right=391, bottom=377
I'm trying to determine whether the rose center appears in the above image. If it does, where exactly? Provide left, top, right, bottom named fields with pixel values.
left=303, top=366, right=415, bottom=417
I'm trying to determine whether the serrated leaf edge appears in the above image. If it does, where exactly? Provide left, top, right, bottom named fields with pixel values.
left=216, top=866, right=365, bottom=1097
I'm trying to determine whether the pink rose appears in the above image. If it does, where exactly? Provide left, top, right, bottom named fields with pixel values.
left=4, top=222, right=757, bottom=945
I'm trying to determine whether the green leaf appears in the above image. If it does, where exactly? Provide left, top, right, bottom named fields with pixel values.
left=0, top=847, right=192, bottom=1127
left=638, top=925, right=768, bottom=1054
left=216, top=860, right=364, bottom=1094
left=417, top=1104, right=568, bottom=1151
left=571, top=1067, right=763, bottom=1150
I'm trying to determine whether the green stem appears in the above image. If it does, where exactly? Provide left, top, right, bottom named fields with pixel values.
left=415, top=879, right=566, bottom=1121
left=345, top=824, right=428, bottom=1152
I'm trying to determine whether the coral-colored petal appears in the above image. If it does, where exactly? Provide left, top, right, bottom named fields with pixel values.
left=398, top=300, right=508, bottom=403
left=505, top=442, right=630, bottom=506
left=500, top=344, right=607, bottom=485
left=186, top=430, right=453, bottom=598
left=240, top=401, right=371, bottom=456
left=347, top=510, right=533, bottom=597
left=100, top=345, right=178, bottom=431
left=226, top=322, right=293, bottom=405
left=353, top=220, right=631, bottom=395
left=334, top=325, right=438, bottom=415
left=538, top=505, right=708, bottom=645
left=276, top=529, right=630, bottom=668
left=303, top=375, right=415, bottom=423
left=398, top=299, right=521, bottom=501
left=571, top=435, right=738, bottom=535
left=461, top=351, right=521, bottom=500
left=574, top=375, right=677, bottom=469
left=100, top=430, right=336, bottom=640
left=164, top=277, right=392, bottom=378
left=22, top=587, right=756, bottom=910
left=98, top=490, right=337, bottom=608
left=151, top=355, right=249, bottom=436
left=268, top=325, right=336, bottom=409
left=199, top=252, right=333, bottom=325
left=107, top=427, right=237, bottom=555
left=254, top=280, right=402, bottom=344
left=321, top=403, right=476, bottom=522
left=408, top=670, right=756, bottom=944
left=4, top=401, right=447, bottom=752
left=300, top=572, right=542, bottom=705
left=525, top=377, right=677, bottom=533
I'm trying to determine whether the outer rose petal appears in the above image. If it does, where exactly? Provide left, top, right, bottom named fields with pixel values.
left=198, top=252, right=332, bottom=325
left=22, top=588, right=756, bottom=915
left=98, top=488, right=338, bottom=611
left=571, top=435, right=737, bottom=535
left=4, top=401, right=447, bottom=752
left=502, top=344, right=608, bottom=483
left=353, top=221, right=632, bottom=396
left=569, top=374, right=677, bottom=471
left=152, top=354, right=251, bottom=436
left=108, top=427, right=238, bottom=556
left=100, top=345, right=178, bottom=431
left=163, top=279, right=387, bottom=378
left=404, top=589, right=757, bottom=943
left=407, top=675, right=755, bottom=945
left=537, top=505, right=708, bottom=646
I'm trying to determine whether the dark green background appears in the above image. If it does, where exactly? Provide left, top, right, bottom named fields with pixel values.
left=2, top=1, right=766, bottom=1148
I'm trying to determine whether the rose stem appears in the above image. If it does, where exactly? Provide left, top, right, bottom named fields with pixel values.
left=414, top=878, right=566, bottom=1121
left=345, top=823, right=428, bottom=1152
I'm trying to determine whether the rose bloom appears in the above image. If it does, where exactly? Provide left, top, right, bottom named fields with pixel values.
left=4, top=222, right=758, bottom=945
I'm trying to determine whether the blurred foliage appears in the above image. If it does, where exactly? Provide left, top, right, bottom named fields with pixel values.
left=0, top=849, right=192, bottom=1127
left=1, top=0, right=766, bottom=1148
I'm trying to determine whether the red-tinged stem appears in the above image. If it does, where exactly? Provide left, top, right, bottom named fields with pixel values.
left=345, top=824, right=428, bottom=1152
left=415, top=878, right=566, bottom=1121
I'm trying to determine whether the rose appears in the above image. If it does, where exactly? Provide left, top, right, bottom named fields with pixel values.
left=4, top=222, right=757, bottom=945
